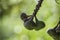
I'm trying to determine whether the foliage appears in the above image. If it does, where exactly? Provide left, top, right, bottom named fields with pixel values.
left=0, top=0, right=60, bottom=40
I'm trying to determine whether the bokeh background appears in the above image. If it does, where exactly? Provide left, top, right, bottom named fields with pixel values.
left=0, top=0, right=60, bottom=40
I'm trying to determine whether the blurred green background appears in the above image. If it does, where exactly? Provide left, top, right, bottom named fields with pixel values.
left=0, top=0, right=60, bottom=40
